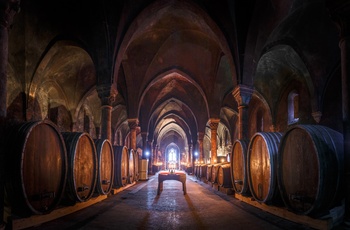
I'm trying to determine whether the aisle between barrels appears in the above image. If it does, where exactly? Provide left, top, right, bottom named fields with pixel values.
left=27, top=173, right=311, bottom=230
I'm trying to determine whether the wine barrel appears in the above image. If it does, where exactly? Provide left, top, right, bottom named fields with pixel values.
left=94, top=139, right=114, bottom=195
left=3, top=120, right=67, bottom=217
left=231, top=139, right=250, bottom=195
left=186, top=166, right=193, bottom=174
left=113, top=146, right=129, bottom=187
left=194, top=165, right=199, bottom=178
left=277, top=125, right=344, bottom=215
left=217, top=162, right=232, bottom=188
left=62, top=132, right=98, bottom=203
left=211, top=163, right=222, bottom=184
left=206, top=164, right=213, bottom=182
left=247, top=132, right=282, bottom=203
left=128, top=149, right=135, bottom=184
left=199, top=164, right=208, bottom=179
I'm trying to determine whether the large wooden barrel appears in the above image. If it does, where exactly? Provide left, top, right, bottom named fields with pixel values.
left=206, top=164, right=213, bottom=182
left=194, top=165, right=200, bottom=178
left=113, top=146, right=129, bottom=187
left=210, top=163, right=222, bottom=184
left=277, top=125, right=344, bottom=215
left=247, top=132, right=282, bottom=204
left=62, top=132, right=97, bottom=203
left=217, top=162, right=232, bottom=188
left=128, top=149, right=135, bottom=184
left=231, top=139, right=250, bottom=195
left=3, top=120, right=67, bottom=217
left=94, top=139, right=114, bottom=195
left=199, top=164, right=208, bottom=179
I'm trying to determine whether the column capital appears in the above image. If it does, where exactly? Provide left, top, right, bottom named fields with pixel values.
left=232, top=84, right=254, bottom=106
left=0, top=0, right=20, bottom=29
left=127, top=118, right=139, bottom=129
left=96, top=84, right=118, bottom=106
left=208, top=118, right=220, bottom=130
left=197, top=132, right=205, bottom=141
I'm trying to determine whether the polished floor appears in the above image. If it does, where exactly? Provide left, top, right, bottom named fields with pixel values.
left=22, top=173, right=328, bottom=230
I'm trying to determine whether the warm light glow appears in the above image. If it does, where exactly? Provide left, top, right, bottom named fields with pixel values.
left=214, top=159, right=217, bottom=163
left=221, top=158, right=224, bottom=163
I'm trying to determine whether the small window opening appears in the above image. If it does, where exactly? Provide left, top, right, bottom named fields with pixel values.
left=288, top=90, right=299, bottom=124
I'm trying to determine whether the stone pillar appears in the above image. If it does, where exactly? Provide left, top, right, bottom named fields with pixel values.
left=209, top=118, right=220, bottom=164
left=155, top=144, right=159, bottom=164
left=152, top=142, right=156, bottom=165
left=97, top=84, right=117, bottom=142
left=0, top=1, right=20, bottom=226
left=340, top=35, right=350, bottom=224
left=197, top=132, right=204, bottom=163
left=188, top=143, right=193, bottom=173
left=327, top=3, right=350, bottom=224
left=128, top=118, right=139, bottom=150
left=233, top=85, right=254, bottom=140
left=0, top=0, right=19, bottom=119
left=147, top=140, right=153, bottom=173
left=141, top=131, right=147, bottom=158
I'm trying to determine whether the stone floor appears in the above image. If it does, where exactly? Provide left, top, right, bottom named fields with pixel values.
left=20, top=173, right=341, bottom=230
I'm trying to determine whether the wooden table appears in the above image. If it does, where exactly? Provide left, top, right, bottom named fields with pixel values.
left=157, top=170, right=187, bottom=195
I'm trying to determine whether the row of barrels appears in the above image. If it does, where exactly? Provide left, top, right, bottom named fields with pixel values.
left=194, top=162, right=232, bottom=189
left=0, top=120, right=139, bottom=218
left=196, top=124, right=343, bottom=217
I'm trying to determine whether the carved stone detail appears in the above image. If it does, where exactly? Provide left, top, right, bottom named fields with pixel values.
left=128, top=118, right=139, bottom=130
left=312, top=111, right=322, bottom=123
left=232, top=84, right=254, bottom=106
left=197, top=132, right=204, bottom=141
left=208, top=118, right=220, bottom=130
left=96, top=84, right=117, bottom=106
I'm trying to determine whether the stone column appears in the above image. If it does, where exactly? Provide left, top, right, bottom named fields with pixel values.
left=0, top=0, right=19, bottom=119
left=327, top=3, right=350, bottom=224
left=147, top=139, right=153, bottom=173
left=0, top=1, right=20, bottom=226
left=97, top=84, right=117, bottom=142
left=152, top=142, right=156, bottom=165
left=340, top=35, right=350, bottom=224
left=128, top=118, right=139, bottom=150
left=188, top=143, right=193, bottom=173
left=141, top=131, right=147, bottom=158
left=233, top=85, right=254, bottom=140
left=209, top=118, right=220, bottom=164
left=155, top=144, right=159, bottom=164
left=197, top=132, right=204, bottom=163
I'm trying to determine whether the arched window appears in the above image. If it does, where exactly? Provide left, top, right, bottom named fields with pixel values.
left=288, top=90, right=299, bottom=124
left=256, top=109, right=264, bottom=132
left=168, top=148, right=177, bottom=162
